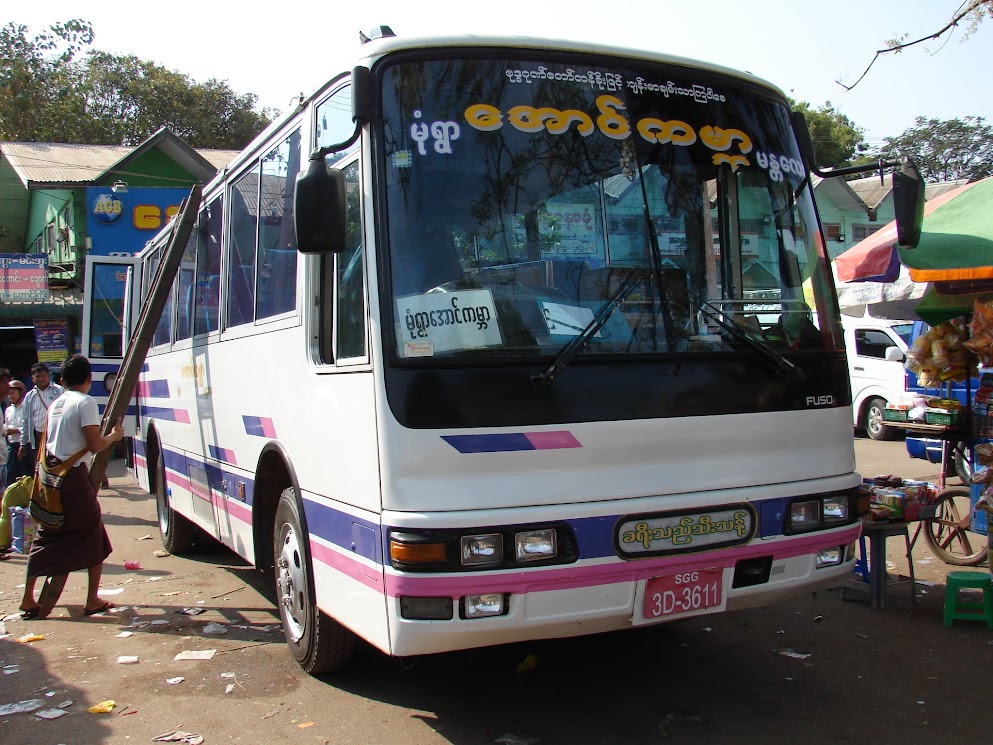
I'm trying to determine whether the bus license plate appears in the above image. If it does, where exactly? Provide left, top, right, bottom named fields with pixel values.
left=644, top=568, right=725, bottom=619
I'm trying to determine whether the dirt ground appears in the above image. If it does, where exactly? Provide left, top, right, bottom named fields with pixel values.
left=0, top=442, right=990, bottom=745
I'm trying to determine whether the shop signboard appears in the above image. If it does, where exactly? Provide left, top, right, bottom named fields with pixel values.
left=0, top=254, right=49, bottom=302
left=33, top=318, right=70, bottom=363
left=86, top=186, right=189, bottom=257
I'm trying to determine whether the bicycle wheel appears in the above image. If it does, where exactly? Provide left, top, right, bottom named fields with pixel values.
left=922, top=486, right=988, bottom=566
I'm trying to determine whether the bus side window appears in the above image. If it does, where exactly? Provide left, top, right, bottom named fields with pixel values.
left=175, top=228, right=197, bottom=341
left=257, top=129, right=301, bottom=320
left=195, top=198, right=223, bottom=336
left=336, top=162, right=365, bottom=360
left=151, top=248, right=173, bottom=347
left=228, top=166, right=259, bottom=328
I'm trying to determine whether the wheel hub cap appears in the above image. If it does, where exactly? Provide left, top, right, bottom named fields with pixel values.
left=276, top=524, right=307, bottom=643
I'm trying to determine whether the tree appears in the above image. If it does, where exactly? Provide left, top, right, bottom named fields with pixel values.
left=82, top=52, right=273, bottom=149
left=0, top=20, right=272, bottom=149
left=0, top=20, right=94, bottom=142
left=789, top=99, right=869, bottom=168
left=840, top=0, right=993, bottom=90
left=877, top=116, right=993, bottom=182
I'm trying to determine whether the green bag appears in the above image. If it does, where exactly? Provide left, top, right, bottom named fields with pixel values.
left=0, top=475, right=33, bottom=549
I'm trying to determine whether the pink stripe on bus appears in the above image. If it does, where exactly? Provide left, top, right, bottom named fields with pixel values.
left=310, top=540, right=385, bottom=593
left=524, top=431, right=582, bottom=449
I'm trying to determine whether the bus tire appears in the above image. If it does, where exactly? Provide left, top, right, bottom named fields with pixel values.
left=155, top=451, right=197, bottom=554
left=273, top=488, right=356, bottom=674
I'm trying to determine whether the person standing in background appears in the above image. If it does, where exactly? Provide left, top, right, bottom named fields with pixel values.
left=0, top=368, right=10, bottom=488
left=4, top=380, right=28, bottom=489
left=18, top=363, right=65, bottom=467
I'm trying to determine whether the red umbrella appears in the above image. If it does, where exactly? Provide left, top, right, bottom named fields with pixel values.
left=835, top=180, right=979, bottom=283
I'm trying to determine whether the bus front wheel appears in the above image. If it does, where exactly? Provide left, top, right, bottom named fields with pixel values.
left=273, top=488, right=356, bottom=674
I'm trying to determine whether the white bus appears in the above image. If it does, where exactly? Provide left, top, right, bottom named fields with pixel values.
left=86, top=30, right=901, bottom=674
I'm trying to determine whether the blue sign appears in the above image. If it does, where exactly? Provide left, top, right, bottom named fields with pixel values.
left=87, top=186, right=190, bottom=256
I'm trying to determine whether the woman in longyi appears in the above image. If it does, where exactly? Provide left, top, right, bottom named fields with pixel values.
left=19, top=354, right=124, bottom=619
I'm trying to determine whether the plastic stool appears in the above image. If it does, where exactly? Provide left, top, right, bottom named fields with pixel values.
left=943, top=571, right=993, bottom=629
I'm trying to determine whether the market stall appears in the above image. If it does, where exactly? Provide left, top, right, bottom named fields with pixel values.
left=839, top=177, right=993, bottom=609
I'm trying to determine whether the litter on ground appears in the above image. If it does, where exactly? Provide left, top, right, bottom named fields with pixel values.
left=0, top=699, right=44, bottom=716
left=174, top=649, right=217, bottom=661
left=152, top=730, right=204, bottom=744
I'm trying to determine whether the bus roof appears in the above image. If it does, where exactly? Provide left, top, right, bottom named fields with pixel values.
left=355, top=33, right=786, bottom=98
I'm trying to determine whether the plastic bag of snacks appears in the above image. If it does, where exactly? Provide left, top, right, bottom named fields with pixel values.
left=906, top=318, right=974, bottom=385
left=965, top=300, right=993, bottom=367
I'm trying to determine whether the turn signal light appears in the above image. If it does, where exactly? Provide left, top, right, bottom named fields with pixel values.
left=390, top=538, right=447, bottom=564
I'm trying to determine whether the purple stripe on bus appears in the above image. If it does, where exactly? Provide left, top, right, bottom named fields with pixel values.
left=208, top=445, right=238, bottom=465
left=137, top=380, right=170, bottom=397
left=442, top=430, right=581, bottom=453
left=142, top=406, right=191, bottom=423
left=243, top=415, right=277, bottom=438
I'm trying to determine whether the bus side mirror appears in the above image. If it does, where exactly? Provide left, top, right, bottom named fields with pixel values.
left=294, top=158, right=347, bottom=254
left=893, top=160, right=924, bottom=249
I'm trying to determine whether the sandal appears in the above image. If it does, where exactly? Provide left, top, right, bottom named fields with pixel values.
left=20, top=607, right=41, bottom=620
left=83, top=600, right=116, bottom=616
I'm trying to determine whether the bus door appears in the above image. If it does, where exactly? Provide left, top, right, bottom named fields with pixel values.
left=82, top=254, right=141, bottom=437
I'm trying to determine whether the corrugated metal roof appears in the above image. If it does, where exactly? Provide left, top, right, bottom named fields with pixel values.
left=847, top=175, right=971, bottom=210
left=925, top=179, right=969, bottom=200
left=0, top=140, right=239, bottom=186
left=199, top=149, right=241, bottom=172
left=1, top=142, right=132, bottom=185
left=811, top=175, right=868, bottom=213
left=847, top=175, right=891, bottom=210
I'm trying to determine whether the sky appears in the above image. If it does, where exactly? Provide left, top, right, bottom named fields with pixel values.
left=9, top=1, right=993, bottom=148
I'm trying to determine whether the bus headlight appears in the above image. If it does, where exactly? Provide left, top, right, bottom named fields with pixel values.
left=461, top=534, right=503, bottom=566
left=787, top=493, right=856, bottom=533
left=789, top=500, right=821, bottom=531
left=823, top=495, right=849, bottom=522
left=816, top=547, right=843, bottom=568
left=515, top=529, right=557, bottom=562
left=463, top=593, right=506, bottom=618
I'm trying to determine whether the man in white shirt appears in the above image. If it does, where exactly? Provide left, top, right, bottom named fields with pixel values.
left=18, top=362, right=65, bottom=466
left=0, top=368, right=10, bottom=489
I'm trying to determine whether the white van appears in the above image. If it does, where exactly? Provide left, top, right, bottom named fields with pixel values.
left=841, top=312, right=914, bottom=440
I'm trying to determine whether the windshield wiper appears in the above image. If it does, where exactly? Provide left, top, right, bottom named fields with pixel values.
left=697, top=301, right=803, bottom=379
left=531, top=272, right=642, bottom=384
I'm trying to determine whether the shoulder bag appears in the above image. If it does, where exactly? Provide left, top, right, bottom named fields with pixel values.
left=30, top=424, right=89, bottom=531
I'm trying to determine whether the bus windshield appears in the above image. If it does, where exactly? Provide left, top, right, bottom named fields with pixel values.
left=380, top=54, right=839, bottom=362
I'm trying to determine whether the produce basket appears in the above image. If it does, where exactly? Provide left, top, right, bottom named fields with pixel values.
left=925, top=409, right=965, bottom=427
left=883, top=409, right=909, bottom=423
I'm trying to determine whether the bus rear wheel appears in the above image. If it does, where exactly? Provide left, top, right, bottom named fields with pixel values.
left=273, top=488, right=356, bottom=674
left=155, top=452, right=197, bottom=554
